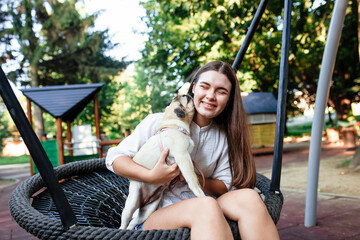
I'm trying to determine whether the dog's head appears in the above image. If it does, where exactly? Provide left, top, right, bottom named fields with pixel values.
left=163, top=94, right=194, bottom=125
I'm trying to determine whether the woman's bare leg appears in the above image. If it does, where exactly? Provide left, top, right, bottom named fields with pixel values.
left=143, top=196, right=233, bottom=240
left=217, top=189, right=279, bottom=240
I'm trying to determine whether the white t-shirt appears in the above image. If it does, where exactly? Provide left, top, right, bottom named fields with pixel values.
left=105, top=112, right=232, bottom=208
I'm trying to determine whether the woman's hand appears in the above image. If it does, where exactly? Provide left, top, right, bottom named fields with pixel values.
left=147, top=148, right=180, bottom=184
left=112, top=149, right=179, bottom=184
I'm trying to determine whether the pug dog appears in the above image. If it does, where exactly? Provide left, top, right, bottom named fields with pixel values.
left=120, top=94, right=205, bottom=230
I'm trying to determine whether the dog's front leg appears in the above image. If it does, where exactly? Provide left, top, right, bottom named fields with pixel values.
left=120, top=181, right=141, bottom=229
left=127, top=196, right=162, bottom=230
left=173, top=151, right=205, bottom=197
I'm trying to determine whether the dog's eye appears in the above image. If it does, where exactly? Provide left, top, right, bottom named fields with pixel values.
left=174, top=108, right=186, bottom=118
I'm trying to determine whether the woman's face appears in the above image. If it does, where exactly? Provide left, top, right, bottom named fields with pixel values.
left=192, top=70, right=232, bottom=127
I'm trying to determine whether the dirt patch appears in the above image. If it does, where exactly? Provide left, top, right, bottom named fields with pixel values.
left=261, top=155, right=360, bottom=197
left=0, top=178, right=17, bottom=188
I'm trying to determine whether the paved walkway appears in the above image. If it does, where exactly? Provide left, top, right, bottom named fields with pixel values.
left=255, top=142, right=360, bottom=240
left=0, top=142, right=359, bottom=239
left=0, top=164, right=37, bottom=240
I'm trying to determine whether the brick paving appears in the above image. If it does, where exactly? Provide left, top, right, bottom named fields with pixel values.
left=0, top=142, right=359, bottom=239
left=0, top=165, right=37, bottom=240
left=254, top=142, right=360, bottom=240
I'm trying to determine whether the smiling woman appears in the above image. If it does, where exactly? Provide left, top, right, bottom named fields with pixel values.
left=104, top=61, right=279, bottom=239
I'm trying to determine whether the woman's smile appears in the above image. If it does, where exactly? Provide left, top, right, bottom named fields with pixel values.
left=201, top=101, right=216, bottom=109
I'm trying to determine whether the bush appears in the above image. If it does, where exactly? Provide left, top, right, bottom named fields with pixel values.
left=0, top=111, right=11, bottom=152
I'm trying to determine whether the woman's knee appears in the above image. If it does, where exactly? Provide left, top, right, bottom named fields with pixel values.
left=191, top=197, right=224, bottom=219
left=235, top=189, right=268, bottom=214
left=143, top=197, right=222, bottom=230
left=219, top=189, right=268, bottom=218
left=193, top=196, right=221, bottom=212
left=188, top=197, right=233, bottom=239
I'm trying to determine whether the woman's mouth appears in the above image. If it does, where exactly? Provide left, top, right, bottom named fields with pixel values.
left=201, top=101, right=216, bottom=110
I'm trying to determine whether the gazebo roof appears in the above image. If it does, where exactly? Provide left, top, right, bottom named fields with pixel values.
left=242, top=92, right=277, bottom=114
left=21, top=83, right=104, bottom=122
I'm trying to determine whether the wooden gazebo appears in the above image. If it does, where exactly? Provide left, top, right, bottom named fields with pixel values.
left=21, top=83, right=104, bottom=172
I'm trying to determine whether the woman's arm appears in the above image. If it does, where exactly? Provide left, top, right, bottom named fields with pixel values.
left=199, top=177, right=228, bottom=197
left=112, top=148, right=181, bottom=185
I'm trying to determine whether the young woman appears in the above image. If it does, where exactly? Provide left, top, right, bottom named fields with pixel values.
left=106, top=61, right=279, bottom=240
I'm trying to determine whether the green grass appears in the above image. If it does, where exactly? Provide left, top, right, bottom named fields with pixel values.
left=286, top=121, right=336, bottom=136
left=337, top=158, right=352, bottom=168
left=0, top=154, right=30, bottom=165
left=286, top=122, right=313, bottom=136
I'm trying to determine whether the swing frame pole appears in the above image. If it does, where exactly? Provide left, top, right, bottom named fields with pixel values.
left=304, top=0, right=349, bottom=227
left=270, top=0, right=292, bottom=193
left=231, top=0, right=291, bottom=193
left=0, top=67, right=77, bottom=229
left=232, top=0, right=270, bottom=71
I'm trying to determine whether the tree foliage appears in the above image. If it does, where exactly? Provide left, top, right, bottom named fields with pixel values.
left=330, top=0, right=360, bottom=120
left=132, top=0, right=282, bottom=117
left=288, top=0, right=360, bottom=120
left=0, top=101, right=11, bottom=152
left=131, top=0, right=359, bottom=126
left=2, top=0, right=129, bottom=137
left=0, top=1, right=12, bottom=63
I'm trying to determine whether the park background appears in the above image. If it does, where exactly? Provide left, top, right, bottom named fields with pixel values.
left=0, top=0, right=359, bottom=168
left=1, top=1, right=360, bottom=239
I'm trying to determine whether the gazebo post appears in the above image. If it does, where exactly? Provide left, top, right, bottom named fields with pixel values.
left=94, top=92, right=102, bottom=158
left=26, top=98, right=34, bottom=175
left=66, top=120, right=73, bottom=156
left=56, top=117, right=65, bottom=165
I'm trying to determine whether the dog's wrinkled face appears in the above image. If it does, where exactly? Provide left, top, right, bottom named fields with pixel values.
left=164, top=94, right=195, bottom=124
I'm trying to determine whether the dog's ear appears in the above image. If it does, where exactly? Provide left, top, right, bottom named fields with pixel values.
left=173, top=95, right=180, bottom=101
left=174, top=108, right=186, bottom=118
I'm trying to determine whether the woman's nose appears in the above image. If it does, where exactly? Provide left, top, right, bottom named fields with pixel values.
left=205, top=90, right=216, bottom=100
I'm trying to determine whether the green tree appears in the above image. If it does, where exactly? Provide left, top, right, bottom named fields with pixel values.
left=288, top=0, right=359, bottom=120
left=0, top=101, right=11, bottom=152
left=330, top=0, right=360, bottom=120
left=4, top=0, right=128, bottom=138
left=0, top=2, right=13, bottom=151
left=104, top=66, right=151, bottom=137
left=135, top=0, right=359, bottom=122
left=283, top=1, right=330, bottom=117
left=133, top=0, right=291, bottom=120
left=0, top=1, right=12, bottom=64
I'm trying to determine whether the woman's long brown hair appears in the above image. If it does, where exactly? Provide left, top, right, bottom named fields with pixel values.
left=188, top=61, right=256, bottom=189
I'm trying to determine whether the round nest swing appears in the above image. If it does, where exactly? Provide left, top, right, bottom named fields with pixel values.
left=9, top=158, right=283, bottom=240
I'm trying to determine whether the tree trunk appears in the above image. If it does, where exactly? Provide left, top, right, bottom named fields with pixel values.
left=332, top=96, right=352, bottom=121
left=349, top=145, right=360, bottom=171
left=358, top=0, right=360, bottom=61
left=30, top=65, right=44, bottom=140
left=33, top=105, right=44, bottom=140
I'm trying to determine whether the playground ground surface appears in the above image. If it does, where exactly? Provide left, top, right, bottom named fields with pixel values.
left=0, top=141, right=359, bottom=240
